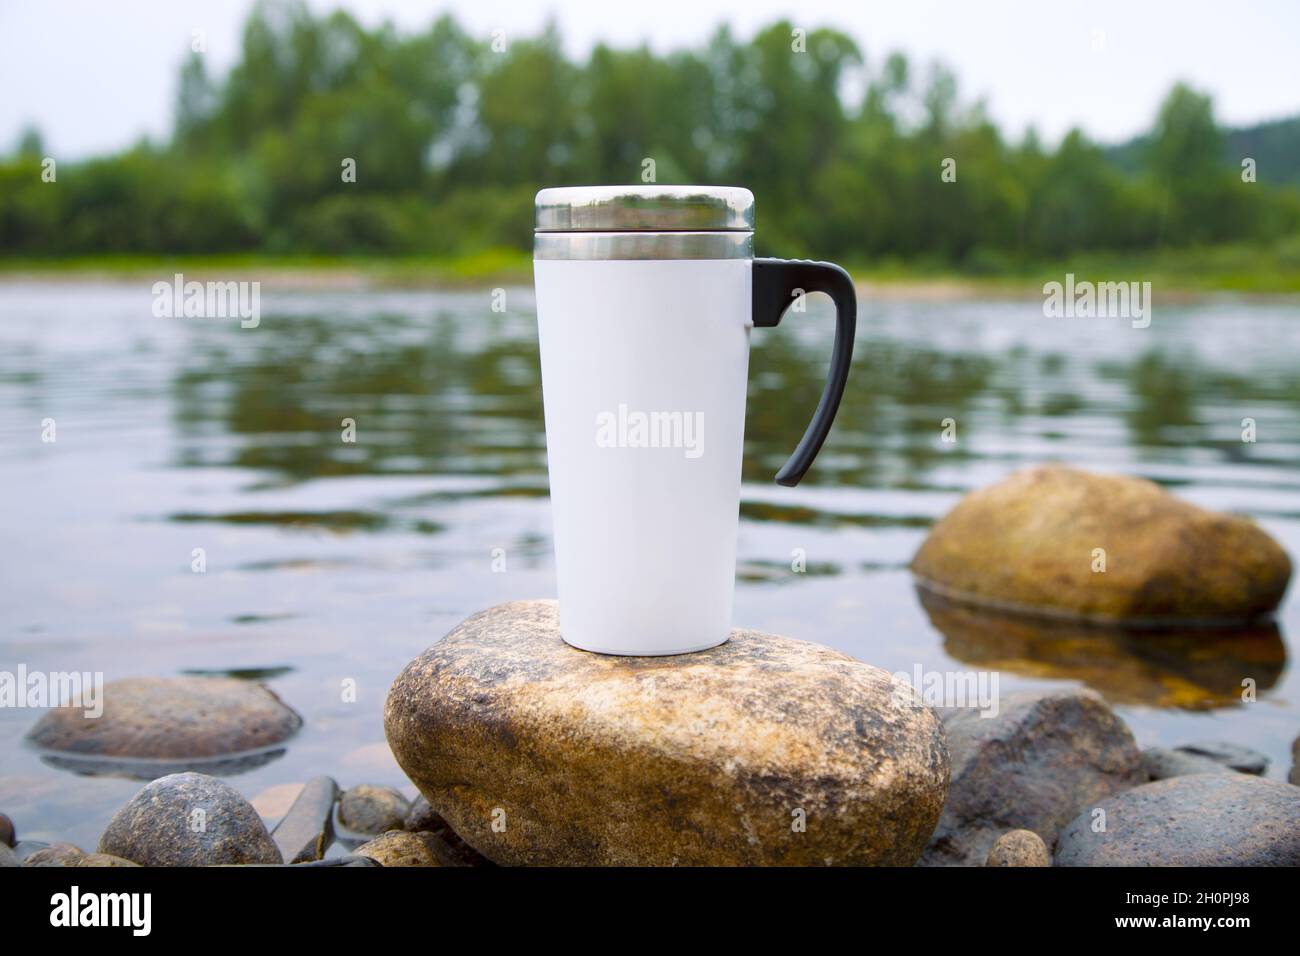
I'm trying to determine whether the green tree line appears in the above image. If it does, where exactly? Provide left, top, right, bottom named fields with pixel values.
left=2, top=0, right=1298, bottom=265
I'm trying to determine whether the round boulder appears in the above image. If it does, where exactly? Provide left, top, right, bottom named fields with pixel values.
left=385, top=600, right=950, bottom=866
left=912, top=465, right=1291, bottom=622
left=1055, top=774, right=1300, bottom=866
left=99, top=772, right=281, bottom=866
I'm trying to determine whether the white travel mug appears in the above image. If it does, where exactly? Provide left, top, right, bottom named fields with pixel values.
left=533, top=186, right=856, bottom=655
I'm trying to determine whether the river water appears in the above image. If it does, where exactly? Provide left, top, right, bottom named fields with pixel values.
left=1, top=281, right=1297, bottom=849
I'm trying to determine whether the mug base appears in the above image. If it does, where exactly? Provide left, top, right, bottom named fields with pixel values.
left=561, top=633, right=730, bottom=657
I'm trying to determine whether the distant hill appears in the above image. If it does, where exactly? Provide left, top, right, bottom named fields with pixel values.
left=1106, top=115, right=1300, bottom=186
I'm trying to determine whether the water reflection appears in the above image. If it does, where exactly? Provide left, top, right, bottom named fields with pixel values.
left=2, top=285, right=1300, bottom=836
left=918, top=588, right=1287, bottom=710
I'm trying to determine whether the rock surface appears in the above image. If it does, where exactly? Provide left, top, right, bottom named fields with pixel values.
left=353, top=830, right=456, bottom=867
left=27, top=677, right=301, bottom=765
left=403, top=794, right=445, bottom=833
left=1141, top=747, right=1231, bottom=780
left=20, top=842, right=87, bottom=866
left=270, top=776, right=337, bottom=863
left=985, top=829, right=1051, bottom=867
left=921, top=689, right=1144, bottom=866
left=1291, top=735, right=1299, bottom=787
left=911, top=466, right=1292, bottom=622
left=1173, top=740, right=1268, bottom=775
left=1055, top=774, right=1300, bottom=866
left=99, top=772, right=281, bottom=866
left=0, top=843, right=15, bottom=867
left=338, top=784, right=408, bottom=836
left=0, top=812, right=13, bottom=847
left=385, top=600, right=950, bottom=866
left=74, top=853, right=140, bottom=867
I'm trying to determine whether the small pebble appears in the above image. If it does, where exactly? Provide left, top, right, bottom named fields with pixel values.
left=986, top=829, right=1051, bottom=867
left=354, top=830, right=444, bottom=867
left=339, top=784, right=409, bottom=835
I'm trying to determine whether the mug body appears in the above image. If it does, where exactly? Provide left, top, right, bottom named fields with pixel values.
left=534, top=256, right=751, bottom=654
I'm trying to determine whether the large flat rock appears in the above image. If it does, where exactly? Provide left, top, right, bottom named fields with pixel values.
left=384, top=600, right=949, bottom=866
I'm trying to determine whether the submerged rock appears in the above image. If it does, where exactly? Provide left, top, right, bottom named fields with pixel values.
left=338, top=784, right=408, bottom=836
left=270, top=776, right=338, bottom=863
left=1055, top=774, right=1300, bottom=866
left=385, top=600, right=949, bottom=866
left=1173, top=740, right=1268, bottom=775
left=912, top=466, right=1292, bottom=623
left=99, top=772, right=281, bottom=866
left=985, top=829, right=1050, bottom=867
left=921, top=689, right=1144, bottom=866
left=27, top=677, right=301, bottom=777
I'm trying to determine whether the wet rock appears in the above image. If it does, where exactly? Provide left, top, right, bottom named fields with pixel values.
left=99, top=772, right=281, bottom=866
left=912, top=466, right=1292, bottom=623
left=271, top=776, right=337, bottom=863
left=74, top=853, right=140, bottom=867
left=21, top=842, right=87, bottom=866
left=1142, top=746, right=1230, bottom=780
left=0, top=812, right=13, bottom=847
left=27, top=677, right=301, bottom=777
left=1173, top=740, right=1268, bottom=775
left=338, top=784, right=408, bottom=836
left=921, top=689, right=1144, bottom=866
left=1055, top=774, right=1300, bottom=866
left=985, top=829, right=1051, bottom=867
left=353, top=831, right=449, bottom=867
left=385, top=600, right=949, bottom=866
left=403, top=794, right=446, bottom=833
left=269, top=775, right=338, bottom=863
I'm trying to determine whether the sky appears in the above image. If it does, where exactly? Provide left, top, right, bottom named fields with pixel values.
left=2, top=0, right=1298, bottom=158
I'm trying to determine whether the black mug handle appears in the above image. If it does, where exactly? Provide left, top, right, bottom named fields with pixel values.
left=751, top=258, right=857, bottom=487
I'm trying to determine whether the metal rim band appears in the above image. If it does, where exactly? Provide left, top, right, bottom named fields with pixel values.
left=533, top=231, right=754, bottom=261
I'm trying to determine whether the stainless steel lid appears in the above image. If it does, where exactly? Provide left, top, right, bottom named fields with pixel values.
left=535, top=185, right=755, bottom=233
